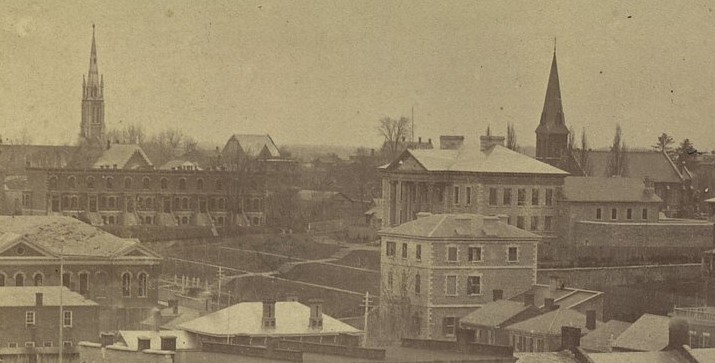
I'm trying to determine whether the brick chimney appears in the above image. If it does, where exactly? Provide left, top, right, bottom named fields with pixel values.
left=666, top=317, right=689, bottom=350
left=523, top=293, right=535, bottom=306
left=561, top=326, right=581, bottom=350
left=545, top=298, right=558, bottom=311
left=440, top=136, right=464, bottom=150
left=496, top=214, right=509, bottom=225
left=479, top=134, right=505, bottom=151
left=309, top=299, right=324, bottom=329
left=586, top=310, right=597, bottom=330
left=168, top=299, right=179, bottom=315
left=262, top=299, right=276, bottom=329
left=492, top=289, right=503, bottom=301
left=549, top=276, right=561, bottom=295
left=35, top=293, right=43, bottom=307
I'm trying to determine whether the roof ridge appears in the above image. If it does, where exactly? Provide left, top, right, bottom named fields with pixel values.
left=427, top=215, right=449, bottom=238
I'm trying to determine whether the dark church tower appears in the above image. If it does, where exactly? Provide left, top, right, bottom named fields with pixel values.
left=535, top=49, right=570, bottom=166
left=80, top=24, right=105, bottom=142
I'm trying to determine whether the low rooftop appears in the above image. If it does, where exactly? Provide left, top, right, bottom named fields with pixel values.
left=562, top=176, right=662, bottom=203
left=0, top=286, right=97, bottom=307
left=611, top=313, right=670, bottom=352
left=460, top=300, right=538, bottom=328
left=509, top=284, right=603, bottom=311
left=380, top=213, right=540, bottom=239
left=506, top=309, right=597, bottom=336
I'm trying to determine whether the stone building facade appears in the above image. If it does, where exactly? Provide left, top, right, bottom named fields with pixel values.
left=378, top=213, right=540, bottom=340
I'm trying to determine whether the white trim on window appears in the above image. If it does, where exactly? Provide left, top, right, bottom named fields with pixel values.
left=468, top=245, right=483, bottom=262
left=507, top=245, right=519, bottom=263
left=446, top=245, right=458, bottom=263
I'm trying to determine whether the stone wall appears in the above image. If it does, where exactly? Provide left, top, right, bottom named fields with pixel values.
left=537, top=263, right=701, bottom=291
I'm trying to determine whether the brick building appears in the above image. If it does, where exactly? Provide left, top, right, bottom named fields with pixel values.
left=378, top=213, right=540, bottom=340
left=0, top=216, right=161, bottom=331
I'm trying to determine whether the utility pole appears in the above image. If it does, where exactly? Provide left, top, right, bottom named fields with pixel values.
left=217, top=266, right=223, bottom=308
left=411, top=106, right=415, bottom=143
left=58, top=241, right=64, bottom=363
left=360, top=291, right=373, bottom=347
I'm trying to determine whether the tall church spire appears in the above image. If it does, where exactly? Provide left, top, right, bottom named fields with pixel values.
left=81, top=24, right=105, bottom=142
left=535, top=46, right=570, bottom=164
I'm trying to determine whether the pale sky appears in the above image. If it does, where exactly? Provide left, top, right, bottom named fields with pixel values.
left=1, top=1, right=714, bottom=150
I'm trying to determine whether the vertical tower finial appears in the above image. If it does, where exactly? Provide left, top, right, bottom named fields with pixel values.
left=553, top=37, right=557, bottom=54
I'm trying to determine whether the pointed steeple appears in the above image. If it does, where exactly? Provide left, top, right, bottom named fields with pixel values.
left=81, top=24, right=106, bottom=142
left=86, top=24, right=100, bottom=94
left=536, top=47, right=569, bottom=135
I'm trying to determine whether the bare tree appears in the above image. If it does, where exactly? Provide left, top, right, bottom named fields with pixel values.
left=567, top=126, right=576, bottom=152
left=377, top=116, right=411, bottom=156
left=506, top=123, right=519, bottom=152
left=577, top=128, right=592, bottom=176
left=606, top=124, right=628, bottom=177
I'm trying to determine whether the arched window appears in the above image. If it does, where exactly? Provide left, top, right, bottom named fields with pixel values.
left=143, top=177, right=151, bottom=189
left=108, top=197, right=116, bottom=209
left=160, top=178, right=168, bottom=190
left=71, top=196, right=78, bottom=209
left=33, top=273, right=43, bottom=286
left=122, top=272, right=131, bottom=297
left=87, top=176, right=95, bottom=189
left=49, top=176, right=58, bottom=189
left=178, top=178, right=186, bottom=191
left=145, top=216, right=152, bottom=225
left=14, top=272, right=24, bottom=286
left=124, top=177, right=132, bottom=189
left=62, top=196, right=70, bottom=210
left=252, top=217, right=259, bottom=226
left=79, top=272, right=89, bottom=295
left=181, top=216, right=188, bottom=225
left=67, top=176, right=76, bottom=189
left=218, top=198, right=226, bottom=210
left=215, top=180, right=223, bottom=191
left=197, top=179, right=204, bottom=191
left=218, top=216, right=225, bottom=226
left=181, top=198, right=189, bottom=210
left=252, top=199, right=260, bottom=211
left=137, top=273, right=148, bottom=297
left=106, top=177, right=113, bottom=189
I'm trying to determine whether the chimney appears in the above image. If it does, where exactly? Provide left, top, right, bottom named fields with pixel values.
left=496, top=214, right=509, bottom=225
left=492, top=289, right=503, bottom=301
left=586, top=310, right=597, bottom=330
left=545, top=298, right=557, bottom=311
left=35, top=293, right=43, bottom=307
left=286, top=292, right=299, bottom=302
left=561, top=326, right=582, bottom=351
left=439, top=135, right=464, bottom=150
left=428, top=138, right=432, bottom=145
left=482, top=216, right=499, bottom=237
left=168, top=299, right=179, bottom=315
left=309, top=299, right=324, bottom=329
left=524, top=293, right=535, bottom=306
left=549, top=276, right=561, bottom=295
left=262, top=299, right=276, bottom=329
left=666, top=317, right=690, bottom=350
left=479, top=134, right=506, bottom=151
left=418, top=137, right=422, bottom=143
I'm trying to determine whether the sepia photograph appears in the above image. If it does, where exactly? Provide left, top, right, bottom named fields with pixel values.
left=1, top=1, right=715, bottom=362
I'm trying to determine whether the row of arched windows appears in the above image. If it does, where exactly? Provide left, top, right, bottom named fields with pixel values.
left=49, top=175, right=225, bottom=192
left=122, top=272, right=149, bottom=298
left=0, top=271, right=148, bottom=298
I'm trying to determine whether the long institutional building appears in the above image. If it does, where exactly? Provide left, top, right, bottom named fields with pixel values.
left=0, top=27, right=297, bottom=235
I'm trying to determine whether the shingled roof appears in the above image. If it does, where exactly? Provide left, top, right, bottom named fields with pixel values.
left=587, top=150, right=685, bottom=184
left=380, top=213, right=540, bottom=240
left=385, top=140, right=568, bottom=175
left=228, top=134, right=281, bottom=158
left=610, top=314, right=670, bottom=352
left=562, top=177, right=663, bottom=203
left=92, top=144, right=153, bottom=169
left=0, top=286, right=98, bottom=307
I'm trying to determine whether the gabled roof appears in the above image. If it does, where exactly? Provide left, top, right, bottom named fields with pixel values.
left=580, top=319, right=632, bottom=352
left=588, top=150, right=685, bottom=184
left=385, top=141, right=568, bottom=175
left=0, top=216, right=161, bottom=260
left=178, top=301, right=361, bottom=337
left=229, top=134, right=281, bottom=158
left=535, top=51, right=570, bottom=136
left=380, top=213, right=540, bottom=240
left=562, top=177, right=662, bottom=203
left=93, top=144, right=153, bottom=169
left=0, top=286, right=98, bottom=307
left=460, top=300, right=537, bottom=328
left=611, top=314, right=670, bottom=351
left=506, top=308, right=595, bottom=336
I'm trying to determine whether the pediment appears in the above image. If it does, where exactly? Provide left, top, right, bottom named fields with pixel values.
left=0, top=240, right=54, bottom=258
left=395, top=154, right=427, bottom=171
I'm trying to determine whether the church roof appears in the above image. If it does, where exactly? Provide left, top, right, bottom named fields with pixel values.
left=92, top=144, right=153, bottom=169
left=587, top=150, right=685, bottom=183
left=228, top=134, right=281, bottom=158
left=536, top=51, right=570, bottom=136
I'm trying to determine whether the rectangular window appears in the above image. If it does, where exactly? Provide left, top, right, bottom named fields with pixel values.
left=468, top=247, right=482, bottom=262
left=8, top=343, right=18, bottom=348
left=25, top=342, right=35, bottom=348
left=626, top=208, right=633, bottom=220
left=415, top=244, right=422, bottom=260
left=443, top=317, right=456, bottom=336
left=545, top=189, right=553, bottom=206
left=530, top=216, right=539, bottom=231
left=503, top=188, right=512, bottom=205
left=447, top=246, right=458, bottom=262
left=536, top=338, right=544, bottom=352
left=25, top=311, right=35, bottom=325
left=517, top=188, right=526, bottom=206
left=386, top=242, right=396, bottom=257
left=642, top=208, right=648, bottom=220
left=596, top=208, right=602, bottom=220
left=446, top=275, right=457, bottom=296
left=466, top=187, right=472, bottom=205
left=531, top=189, right=539, bottom=206
left=454, top=186, right=460, bottom=205
left=703, top=332, right=711, bottom=348
left=611, top=208, right=618, bottom=220
left=467, top=276, right=481, bottom=295
left=43, top=341, right=53, bottom=347
left=544, top=216, right=553, bottom=231
left=63, top=310, right=72, bottom=327
left=508, top=247, right=518, bottom=262
left=22, top=192, right=32, bottom=208
left=489, top=188, right=498, bottom=206
left=401, top=243, right=408, bottom=259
